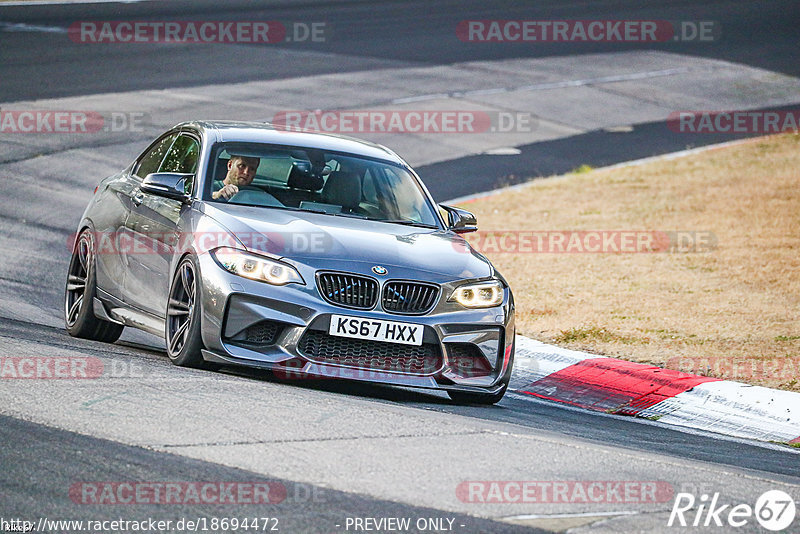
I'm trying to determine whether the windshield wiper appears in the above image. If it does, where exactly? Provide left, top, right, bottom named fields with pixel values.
left=370, top=218, right=438, bottom=229
left=298, top=209, right=367, bottom=219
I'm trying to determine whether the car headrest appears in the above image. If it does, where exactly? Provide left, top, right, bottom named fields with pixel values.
left=287, top=163, right=324, bottom=191
left=322, top=171, right=361, bottom=209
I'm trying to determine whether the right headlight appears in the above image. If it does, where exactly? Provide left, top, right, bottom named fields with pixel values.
left=210, top=247, right=304, bottom=286
left=450, top=280, right=504, bottom=308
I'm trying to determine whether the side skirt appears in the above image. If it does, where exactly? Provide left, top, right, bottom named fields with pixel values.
left=94, top=290, right=165, bottom=338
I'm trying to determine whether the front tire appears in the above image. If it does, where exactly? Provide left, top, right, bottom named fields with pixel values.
left=64, top=229, right=123, bottom=343
left=166, top=256, right=206, bottom=368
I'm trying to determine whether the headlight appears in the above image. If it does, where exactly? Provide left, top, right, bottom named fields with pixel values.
left=211, top=247, right=304, bottom=286
left=450, top=280, right=504, bottom=308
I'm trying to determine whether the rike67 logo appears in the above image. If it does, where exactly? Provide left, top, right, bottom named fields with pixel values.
left=669, top=490, right=796, bottom=531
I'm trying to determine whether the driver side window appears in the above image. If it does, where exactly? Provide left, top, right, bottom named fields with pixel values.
left=135, top=133, right=177, bottom=180
left=159, top=134, right=200, bottom=194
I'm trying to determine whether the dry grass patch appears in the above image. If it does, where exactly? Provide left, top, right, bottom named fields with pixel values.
left=463, top=134, right=800, bottom=391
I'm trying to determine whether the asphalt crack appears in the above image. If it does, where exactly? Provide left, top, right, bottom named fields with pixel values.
left=159, top=429, right=493, bottom=449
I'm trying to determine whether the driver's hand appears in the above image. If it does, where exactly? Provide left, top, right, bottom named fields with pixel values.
left=212, top=184, right=239, bottom=200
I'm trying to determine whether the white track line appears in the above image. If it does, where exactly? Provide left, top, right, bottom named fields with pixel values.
left=0, top=0, right=144, bottom=6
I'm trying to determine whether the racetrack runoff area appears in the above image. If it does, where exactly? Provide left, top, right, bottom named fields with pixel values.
left=465, top=134, right=799, bottom=392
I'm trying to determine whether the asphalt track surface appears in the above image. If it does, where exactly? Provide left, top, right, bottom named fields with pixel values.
left=1, top=1, right=800, bottom=533
left=1, top=0, right=799, bottom=100
left=420, top=105, right=800, bottom=201
left=0, top=413, right=539, bottom=534
left=2, top=0, right=799, bottom=198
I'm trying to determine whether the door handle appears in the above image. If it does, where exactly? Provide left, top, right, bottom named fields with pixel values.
left=132, top=191, right=144, bottom=206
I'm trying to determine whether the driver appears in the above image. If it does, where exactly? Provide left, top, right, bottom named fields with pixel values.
left=212, top=155, right=260, bottom=200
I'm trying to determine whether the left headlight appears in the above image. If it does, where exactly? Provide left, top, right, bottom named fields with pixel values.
left=211, top=247, right=304, bottom=286
left=450, top=279, right=504, bottom=308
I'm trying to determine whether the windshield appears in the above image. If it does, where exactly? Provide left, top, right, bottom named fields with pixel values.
left=204, top=143, right=440, bottom=228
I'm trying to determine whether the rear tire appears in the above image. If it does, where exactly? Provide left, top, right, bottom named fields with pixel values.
left=166, top=256, right=207, bottom=368
left=64, top=229, right=124, bottom=343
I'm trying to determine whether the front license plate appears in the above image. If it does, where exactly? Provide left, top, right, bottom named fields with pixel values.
left=329, top=315, right=423, bottom=346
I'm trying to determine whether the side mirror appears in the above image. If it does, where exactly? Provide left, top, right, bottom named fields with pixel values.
left=141, top=172, right=192, bottom=202
left=440, top=204, right=478, bottom=234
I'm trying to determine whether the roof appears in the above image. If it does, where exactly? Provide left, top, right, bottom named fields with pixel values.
left=178, top=120, right=406, bottom=165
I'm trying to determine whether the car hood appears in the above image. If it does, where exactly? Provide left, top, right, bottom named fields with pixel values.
left=201, top=203, right=492, bottom=281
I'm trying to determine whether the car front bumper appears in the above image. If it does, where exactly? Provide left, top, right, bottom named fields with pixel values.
left=196, top=252, right=515, bottom=394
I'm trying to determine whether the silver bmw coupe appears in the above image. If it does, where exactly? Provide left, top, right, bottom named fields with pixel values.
left=65, top=121, right=515, bottom=403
